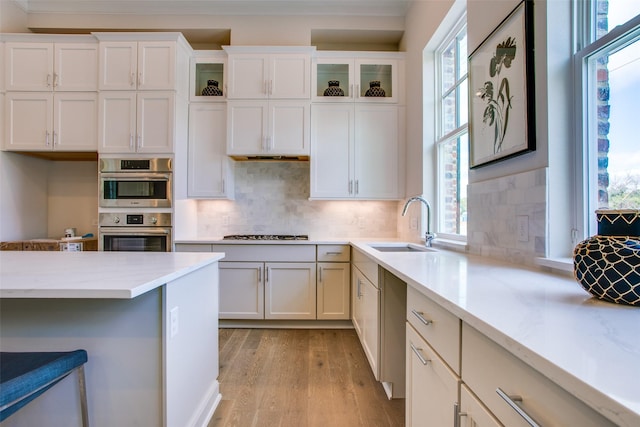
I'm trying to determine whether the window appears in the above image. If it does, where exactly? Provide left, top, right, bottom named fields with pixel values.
left=436, top=19, right=468, bottom=238
left=576, top=1, right=640, bottom=237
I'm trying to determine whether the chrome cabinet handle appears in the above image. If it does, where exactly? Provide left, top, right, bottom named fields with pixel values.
left=496, top=388, right=541, bottom=427
left=265, top=266, right=269, bottom=284
left=138, top=72, right=142, bottom=87
left=349, top=180, right=353, bottom=195
left=318, top=266, right=323, bottom=283
left=258, top=266, right=263, bottom=284
left=355, top=180, right=359, bottom=195
left=222, top=179, right=225, bottom=193
left=129, top=134, right=134, bottom=150
left=53, top=131, right=57, bottom=147
left=326, top=251, right=343, bottom=255
left=45, top=131, right=50, bottom=146
left=357, top=278, right=362, bottom=298
left=453, top=402, right=466, bottom=427
left=53, top=73, right=58, bottom=88
left=136, top=134, right=142, bottom=150
left=411, top=309, right=433, bottom=326
left=410, top=343, right=430, bottom=365
left=46, top=73, right=52, bottom=87
left=130, top=72, right=135, bottom=87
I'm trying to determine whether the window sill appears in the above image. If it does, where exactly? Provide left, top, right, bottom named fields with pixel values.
left=535, top=257, right=574, bottom=274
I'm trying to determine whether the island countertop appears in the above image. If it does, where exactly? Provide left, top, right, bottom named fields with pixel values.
left=0, top=251, right=225, bottom=299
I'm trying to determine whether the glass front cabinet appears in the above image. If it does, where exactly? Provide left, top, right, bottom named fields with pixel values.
left=312, top=54, right=401, bottom=103
left=190, top=51, right=226, bottom=102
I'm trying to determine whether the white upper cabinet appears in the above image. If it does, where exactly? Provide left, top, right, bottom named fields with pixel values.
left=311, top=103, right=402, bottom=199
left=4, top=40, right=98, bottom=91
left=224, top=47, right=314, bottom=99
left=98, top=91, right=175, bottom=154
left=95, top=33, right=191, bottom=92
left=5, top=92, right=97, bottom=151
left=190, top=51, right=226, bottom=102
left=227, top=100, right=310, bottom=157
left=312, top=53, right=402, bottom=103
left=188, top=103, right=234, bottom=199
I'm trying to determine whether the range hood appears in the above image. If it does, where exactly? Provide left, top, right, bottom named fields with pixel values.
left=229, top=155, right=309, bottom=161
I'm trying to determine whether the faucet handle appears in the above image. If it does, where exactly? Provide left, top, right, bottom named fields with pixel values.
left=424, top=232, right=436, bottom=247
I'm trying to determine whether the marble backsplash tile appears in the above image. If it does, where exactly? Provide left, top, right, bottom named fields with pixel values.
left=467, top=168, right=547, bottom=265
left=196, top=161, right=399, bottom=238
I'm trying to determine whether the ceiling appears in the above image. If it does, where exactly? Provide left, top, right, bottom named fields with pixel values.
left=18, top=0, right=411, bottom=16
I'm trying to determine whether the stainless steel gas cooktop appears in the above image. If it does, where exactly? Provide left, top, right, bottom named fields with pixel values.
left=223, top=234, right=309, bottom=241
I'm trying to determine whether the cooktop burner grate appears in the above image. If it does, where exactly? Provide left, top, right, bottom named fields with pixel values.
left=223, top=234, right=309, bottom=241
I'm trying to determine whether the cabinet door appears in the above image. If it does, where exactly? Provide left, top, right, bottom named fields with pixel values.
left=226, top=101, right=267, bottom=155
left=352, top=266, right=380, bottom=379
left=219, top=262, right=264, bottom=319
left=313, top=58, right=354, bottom=101
left=268, top=101, right=310, bottom=155
left=355, top=58, right=398, bottom=103
left=5, top=42, right=53, bottom=91
left=265, top=262, right=316, bottom=320
left=406, top=324, right=460, bottom=427
left=270, top=54, right=311, bottom=99
left=317, top=262, right=350, bottom=320
left=4, top=92, right=52, bottom=150
left=53, top=92, right=98, bottom=151
left=98, top=91, right=137, bottom=153
left=310, top=104, right=353, bottom=198
left=137, top=41, right=176, bottom=90
left=226, top=54, right=268, bottom=99
left=460, top=384, right=502, bottom=427
left=136, top=91, right=175, bottom=153
left=99, top=41, right=138, bottom=90
left=354, top=104, right=399, bottom=199
left=54, top=43, right=98, bottom=91
left=188, top=103, right=233, bottom=199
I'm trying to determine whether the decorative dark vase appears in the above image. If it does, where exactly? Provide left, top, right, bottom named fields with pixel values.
left=573, top=209, right=640, bottom=306
left=201, top=80, right=223, bottom=96
left=364, top=80, right=386, bottom=97
left=323, top=80, right=344, bottom=96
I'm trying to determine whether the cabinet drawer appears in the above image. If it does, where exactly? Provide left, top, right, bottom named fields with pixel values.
left=407, top=285, right=460, bottom=374
left=462, top=323, right=617, bottom=427
left=174, top=243, right=213, bottom=252
left=351, top=247, right=378, bottom=286
left=211, top=244, right=316, bottom=262
left=317, top=244, right=350, bottom=262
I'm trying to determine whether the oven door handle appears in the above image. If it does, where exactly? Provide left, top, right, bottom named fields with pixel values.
left=99, top=227, right=172, bottom=236
left=100, top=172, right=172, bottom=181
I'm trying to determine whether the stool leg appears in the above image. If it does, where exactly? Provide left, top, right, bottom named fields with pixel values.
left=77, top=366, right=90, bottom=427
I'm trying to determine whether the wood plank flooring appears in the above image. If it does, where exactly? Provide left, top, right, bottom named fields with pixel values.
left=209, top=329, right=405, bottom=427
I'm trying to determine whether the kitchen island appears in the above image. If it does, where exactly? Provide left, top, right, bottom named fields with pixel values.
left=0, top=251, right=224, bottom=427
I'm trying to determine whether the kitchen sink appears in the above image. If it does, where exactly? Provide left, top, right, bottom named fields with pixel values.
left=368, top=243, right=436, bottom=253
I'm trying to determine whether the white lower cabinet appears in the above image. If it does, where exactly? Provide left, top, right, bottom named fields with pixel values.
left=317, top=244, right=351, bottom=320
left=218, top=262, right=264, bottom=319
left=459, top=384, right=502, bottom=427
left=265, top=262, right=316, bottom=319
left=461, top=323, right=617, bottom=427
left=406, top=324, right=460, bottom=427
left=352, top=264, right=380, bottom=379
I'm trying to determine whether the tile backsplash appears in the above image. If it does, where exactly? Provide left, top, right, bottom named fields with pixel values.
left=466, top=168, right=547, bottom=265
left=196, top=161, right=399, bottom=238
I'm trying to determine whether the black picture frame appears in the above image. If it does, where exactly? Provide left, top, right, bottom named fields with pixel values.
left=468, top=0, right=536, bottom=169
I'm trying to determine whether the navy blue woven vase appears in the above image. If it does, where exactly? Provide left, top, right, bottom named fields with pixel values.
left=573, top=209, right=640, bottom=305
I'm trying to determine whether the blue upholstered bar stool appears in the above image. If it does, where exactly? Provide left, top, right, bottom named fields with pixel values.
left=0, top=350, right=89, bottom=425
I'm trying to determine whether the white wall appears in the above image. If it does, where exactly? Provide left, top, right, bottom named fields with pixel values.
left=0, top=0, right=28, bottom=32
left=47, top=161, right=99, bottom=239
left=0, top=152, right=49, bottom=241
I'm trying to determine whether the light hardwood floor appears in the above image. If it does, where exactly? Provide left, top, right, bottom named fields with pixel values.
left=209, top=329, right=405, bottom=427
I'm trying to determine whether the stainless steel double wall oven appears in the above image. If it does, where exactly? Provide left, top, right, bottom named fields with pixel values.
left=98, top=158, right=173, bottom=252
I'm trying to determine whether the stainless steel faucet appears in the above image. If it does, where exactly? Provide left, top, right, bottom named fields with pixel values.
left=401, top=196, right=436, bottom=247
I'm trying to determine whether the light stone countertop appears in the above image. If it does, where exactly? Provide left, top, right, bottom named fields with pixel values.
left=0, top=251, right=225, bottom=299
left=348, top=241, right=640, bottom=427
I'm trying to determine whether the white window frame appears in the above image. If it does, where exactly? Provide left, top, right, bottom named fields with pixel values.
left=434, top=15, right=468, bottom=241
left=573, top=5, right=640, bottom=241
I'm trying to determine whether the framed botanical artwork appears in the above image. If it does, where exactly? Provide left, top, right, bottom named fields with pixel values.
left=468, top=0, right=536, bottom=168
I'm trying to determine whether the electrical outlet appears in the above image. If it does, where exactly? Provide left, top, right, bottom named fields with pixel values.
left=517, top=215, right=529, bottom=242
left=170, top=307, right=179, bottom=338
left=410, top=217, right=418, bottom=230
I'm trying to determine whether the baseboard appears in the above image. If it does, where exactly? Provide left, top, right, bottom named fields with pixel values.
left=219, top=319, right=354, bottom=329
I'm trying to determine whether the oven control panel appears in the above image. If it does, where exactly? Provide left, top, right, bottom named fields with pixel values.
left=99, top=212, right=172, bottom=227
